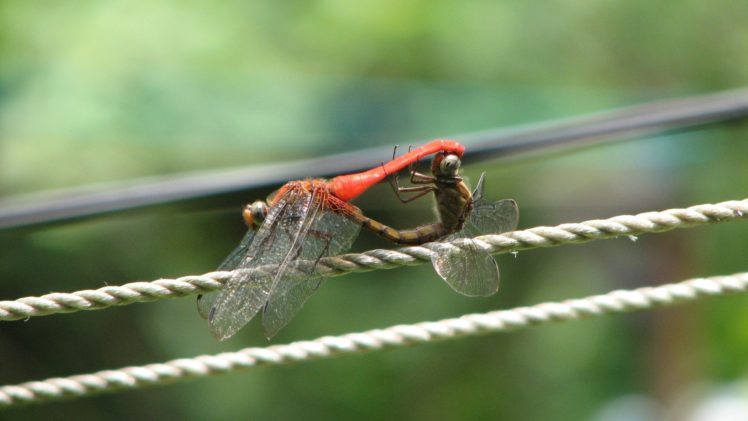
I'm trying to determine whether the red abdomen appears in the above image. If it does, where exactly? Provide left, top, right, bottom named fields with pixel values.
left=328, top=139, right=464, bottom=201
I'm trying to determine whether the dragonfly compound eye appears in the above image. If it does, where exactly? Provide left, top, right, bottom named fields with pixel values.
left=243, top=201, right=269, bottom=228
left=439, top=154, right=461, bottom=175
left=250, top=201, right=269, bottom=226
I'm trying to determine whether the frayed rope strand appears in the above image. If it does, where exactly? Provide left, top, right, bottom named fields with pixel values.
left=2, top=271, right=748, bottom=408
left=0, top=198, right=746, bottom=321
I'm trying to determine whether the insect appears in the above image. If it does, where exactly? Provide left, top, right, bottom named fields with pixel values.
left=385, top=150, right=519, bottom=296
left=198, top=140, right=466, bottom=340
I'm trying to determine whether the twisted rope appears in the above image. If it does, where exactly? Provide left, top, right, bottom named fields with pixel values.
left=1, top=198, right=746, bottom=321
left=2, top=270, right=747, bottom=408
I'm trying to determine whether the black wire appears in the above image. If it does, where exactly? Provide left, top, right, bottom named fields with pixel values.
left=1, top=87, right=747, bottom=230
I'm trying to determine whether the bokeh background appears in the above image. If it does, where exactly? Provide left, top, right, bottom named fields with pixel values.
left=2, top=1, right=748, bottom=420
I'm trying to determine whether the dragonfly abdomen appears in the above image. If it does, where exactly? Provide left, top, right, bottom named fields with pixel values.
left=359, top=216, right=447, bottom=245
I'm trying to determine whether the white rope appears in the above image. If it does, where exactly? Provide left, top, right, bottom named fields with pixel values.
left=2, top=271, right=747, bottom=408
left=1, top=198, right=746, bottom=321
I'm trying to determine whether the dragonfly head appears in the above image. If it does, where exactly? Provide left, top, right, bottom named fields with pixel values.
left=432, top=152, right=461, bottom=178
left=242, top=200, right=269, bottom=228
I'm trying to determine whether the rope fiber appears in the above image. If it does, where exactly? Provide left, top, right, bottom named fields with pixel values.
left=1, top=198, right=746, bottom=321
left=2, top=271, right=748, bottom=408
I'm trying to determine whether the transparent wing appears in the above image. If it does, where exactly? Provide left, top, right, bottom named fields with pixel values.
left=431, top=173, right=518, bottom=297
left=197, top=229, right=256, bottom=320
left=208, top=187, right=314, bottom=341
left=217, top=229, right=258, bottom=271
left=431, top=225, right=499, bottom=297
left=262, top=194, right=361, bottom=338
left=470, top=198, right=519, bottom=235
left=471, top=172, right=488, bottom=201
left=469, top=173, right=519, bottom=235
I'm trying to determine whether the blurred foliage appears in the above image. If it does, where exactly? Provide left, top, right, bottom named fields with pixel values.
left=1, top=1, right=748, bottom=420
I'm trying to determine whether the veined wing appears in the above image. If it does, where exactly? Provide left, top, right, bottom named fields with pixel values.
left=197, top=228, right=257, bottom=320
left=469, top=173, right=519, bottom=235
left=262, top=193, right=361, bottom=338
left=208, top=186, right=315, bottom=341
left=431, top=226, right=499, bottom=297
left=431, top=173, right=518, bottom=297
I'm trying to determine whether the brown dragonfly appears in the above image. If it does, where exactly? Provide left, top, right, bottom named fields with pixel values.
left=382, top=149, right=519, bottom=296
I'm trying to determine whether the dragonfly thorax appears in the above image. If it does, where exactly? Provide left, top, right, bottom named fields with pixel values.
left=428, top=152, right=470, bottom=232
left=434, top=178, right=472, bottom=232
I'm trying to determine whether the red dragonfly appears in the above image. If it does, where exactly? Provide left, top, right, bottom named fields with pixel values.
left=198, top=140, right=465, bottom=340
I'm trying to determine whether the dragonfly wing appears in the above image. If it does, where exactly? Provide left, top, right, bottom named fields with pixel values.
left=197, top=229, right=257, bottom=320
left=431, top=173, right=512, bottom=297
left=470, top=172, right=519, bottom=234
left=469, top=198, right=519, bottom=235
left=208, top=187, right=313, bottom=341
left=472, top=172, right=488, bottom=202
left=431, top=224, right=499, bottom=297
left=217, top=229, right=258, bottom=271
left=262, top=194, right=361, bottom=338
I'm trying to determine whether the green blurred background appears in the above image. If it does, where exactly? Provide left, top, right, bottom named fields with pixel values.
left=2, top=1, right=748, bottom=419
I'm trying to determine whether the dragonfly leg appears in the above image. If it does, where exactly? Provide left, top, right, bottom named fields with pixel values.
left=393, top=144, right=432, bottom=184
left=399, top=144, right=424, bottom=174
left=409, top=171, right=436, bottom=184
left=393, top=184, right=436, bottom=203
left=387, top=144, right=416, bottom=176
left=381, top=146, right=435, bottom=202
left=386, top=173, right=436, bottom=203
left=390, top=144, right=417, bottom=169
left=398, top=187, right=436, bottom=203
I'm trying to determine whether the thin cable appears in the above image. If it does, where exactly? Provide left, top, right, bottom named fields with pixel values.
left=2, top=270, right=747, bottom=408
left=2, top=88, right=747, bottom=230
left=1, top=198, right=746, bottom=321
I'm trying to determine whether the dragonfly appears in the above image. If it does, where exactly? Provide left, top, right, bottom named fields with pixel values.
left=197, top=140, right=466, bottom=340
left=385, top=150, right=519, bottom=296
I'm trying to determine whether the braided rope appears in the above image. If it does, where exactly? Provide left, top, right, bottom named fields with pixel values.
left=1, top=198, right=746, bottom=321
left=2, top=271, right=747, bottom=408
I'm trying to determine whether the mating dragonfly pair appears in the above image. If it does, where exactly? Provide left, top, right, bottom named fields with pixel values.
left=197, top=140, right=519, bottom=340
